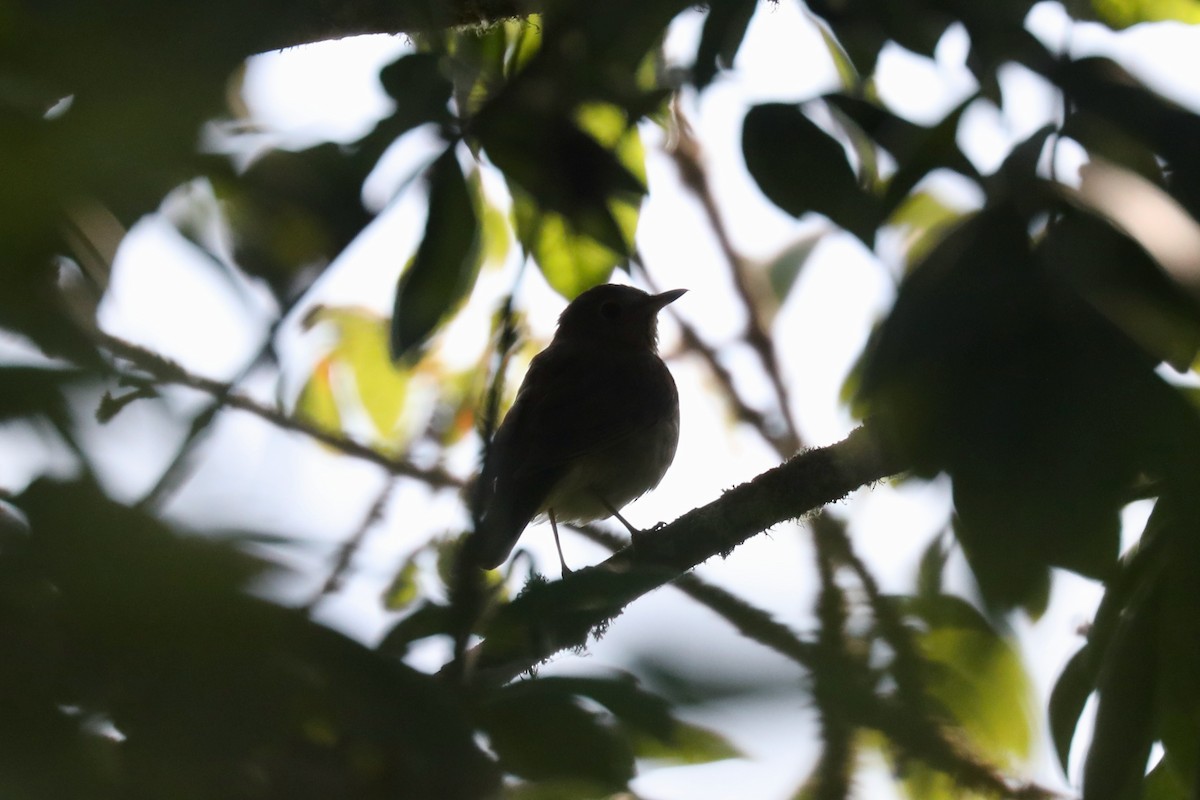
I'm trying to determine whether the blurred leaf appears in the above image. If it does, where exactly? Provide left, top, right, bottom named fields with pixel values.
left=377, top=52, right=454, bottom=135
left=1088, top=0, right=1200, bottom=28
left=1083, top=591, right=1157, bottom=800
left=742, top=102, right=879, bottom=244
left=382, top=553, right=422, bottom=611
left=693, top=0, right=758, bottom=89
left=1048, top=645, right=1094, bottom=775
left=7, top=479, right=498, bottom=799
left=768, top=233, right=823, bottom=302
left=1042, top=206, right=1200, bottom=372
left=391, top=146, right=482, bottom=360
left=887, top=190, right=964, bottom=269
left=814, top=24, right=862, bottom=91
left=295, top=355, right=343, bottom=435
left=482, top=107, right=643, bottom=264
left=903, top=594, right=1035, bottom=767
left=632, top=719, right=742, bottom=765
left=502, top=17, right=544, bottom=78
left=299, top=306, right=412, bottom=448
left=1053, top=57, right=1200, bottom=219
left=0, top=365, right=78, bottom=426
left=218, top=142, right=375, bottom=298
left=377, top=602, right=455, bottom=657
left=825, top=93, right=980, bottom=217
left=479, top=680, right=635, bottom=789
left=1142, top=753, right=1191, bottom=800
left=915, top=531, right=950, bottom=599
left=859, top=205, right=1200, bottom=612
left=512, top=103, right=645, bottom=298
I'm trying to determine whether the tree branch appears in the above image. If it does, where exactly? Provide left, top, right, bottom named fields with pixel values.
left=458, top=423, right=905, bottom=685
left=97, top=332, right=461, bottom=489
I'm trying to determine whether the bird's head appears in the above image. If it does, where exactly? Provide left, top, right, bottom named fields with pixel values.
left=554, top=284, right=687, bottom=350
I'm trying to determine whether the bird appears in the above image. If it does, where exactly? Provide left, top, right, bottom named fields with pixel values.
left=465, top=283, right=686, bottom=574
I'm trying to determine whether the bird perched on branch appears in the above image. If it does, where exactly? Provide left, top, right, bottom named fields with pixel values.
left=465, top=283, right=686, bottom=574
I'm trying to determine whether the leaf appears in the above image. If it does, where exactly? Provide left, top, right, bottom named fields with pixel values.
left=903, top=594, right=1035, bottom=767
left=1042, top=204, right=1200, bottom=372
left=1087, top=0, right=1200, bottom=28
left=479, top=108, right=643, bottom=260
left=742, top=103, right=878, bottom=244
left=376, top=52, right=454, bottom=136
left=914, top=531, right=950, bottom=599
left=382, top=553, right=422, bottom=611
left=479, top=681, right=635, bottom=789
left=377, top=602, right=454, bottom=657
left=294, top=354, right=343, bottom=434
left=632, top=719, right=742, bottom=765
left=299, top=305, right=412, bottom=448
left=512, top=103, right=645, bottom=299
left=692, top=0, right=758, bottom=89
left=1083, top=593, right=1158, bottom=800
left=886, top=190, right=963, bottom=269
left=1048, top=645, right=1095, bottom=775
left=390, top=146, right=481, bottom=360
left=859, top=204, right=1200, bottom=612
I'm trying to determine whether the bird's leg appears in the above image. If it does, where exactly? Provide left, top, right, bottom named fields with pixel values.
left=548, top=508, right=572, bottom=577
left=595, top=495, right=650, bottom=548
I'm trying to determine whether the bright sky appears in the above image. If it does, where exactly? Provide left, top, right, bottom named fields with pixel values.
left=47, top=2, right=1200, bottom=798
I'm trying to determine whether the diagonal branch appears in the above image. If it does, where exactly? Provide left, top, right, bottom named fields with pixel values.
left=97, top=332, right=461, bottom=489
left=457, top=423, right=904, bottom=685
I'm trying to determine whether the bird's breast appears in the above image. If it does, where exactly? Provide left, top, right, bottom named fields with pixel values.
left=542, top=406, right=680, bottom=524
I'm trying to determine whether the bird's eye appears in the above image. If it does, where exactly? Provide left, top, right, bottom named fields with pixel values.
left=599, top=301, right=622, bottom=320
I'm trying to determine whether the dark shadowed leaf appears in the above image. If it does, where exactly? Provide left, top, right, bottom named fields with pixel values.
left=5, top=479, right=498, bottom=799
left=859, top=204, right=1200, bottom=612
left=1083, top=594, right=1157, bottom=800
left=742, top=103, right=878, bottom=243
left=1048, top=645, right=1094, bottom=774
left=390, top=146, right=481, bottom=360
left=693, top=0, right=758, bottom=89
left=377, top=52, right=454, bottom=136
left=479, top=680, right=635, bottom=789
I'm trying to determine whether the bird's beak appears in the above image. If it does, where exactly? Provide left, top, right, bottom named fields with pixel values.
left=648, top=288, right=687, bottom=311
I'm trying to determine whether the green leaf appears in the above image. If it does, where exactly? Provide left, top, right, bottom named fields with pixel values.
left=914, top=531, right=950, bottom=599
left=742, top=103, right=878, bottom=244
left=886, top=190, right=963, bottom=269
left=299, top=305, right=412, bottom=448
left=903, top=594, right=1035, bottom=767
left=1088, top=0, right=1200, bottom=28
left=390, top=146, right=481, bottom=360
left=382, top=553, right=422, bottom=611
left=1048, top=645, right=1094, bottom=775
left=479, top=681, right=635, bottom=789
left=512, top=103, right=645, bottom=299
left=632, top=719, right=742, bottom=765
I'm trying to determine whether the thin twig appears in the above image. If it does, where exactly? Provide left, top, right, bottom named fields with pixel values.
left=96, top=332, right=462, bottom=488
left=302, top=478, right=399, bottom=613
left=667, top=105, right=802, bottom=456
left=633, top=259, right=784, bottom=447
